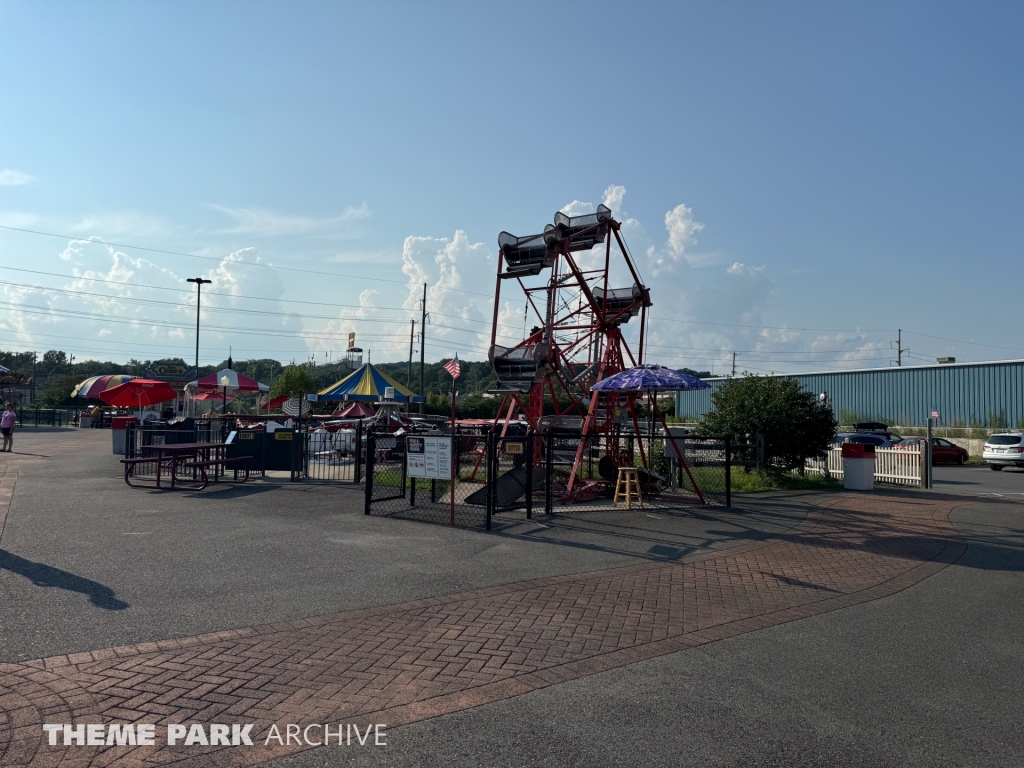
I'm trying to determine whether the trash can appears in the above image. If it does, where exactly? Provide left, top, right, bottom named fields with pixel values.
left=841, top=442, right=875, bottom=490
left=111, top=416, right=139, bottom=455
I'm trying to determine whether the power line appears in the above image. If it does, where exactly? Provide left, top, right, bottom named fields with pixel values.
left=653, top=353, right=898, bottom=364
left=0, top=225, right=497, bottom=297
left=901, top=330, right=1024, bottom=353
left=0, top=265, right=505, bottom=329
left=643, top=342, right=894, bottom=355
left=0, top=278, right=522, bottom=340
left=0, top=299, right=487, bottom=350
left=0, top=224, right=414, bottom=284
left=650, top=317, right=895, bottom=333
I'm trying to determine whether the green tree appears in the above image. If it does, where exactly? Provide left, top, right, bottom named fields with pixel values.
left=37, top=374, right=81, bottom=407
left=270, top=365, right=319, bottom=398
left=697, top=375, right=837, bottom=473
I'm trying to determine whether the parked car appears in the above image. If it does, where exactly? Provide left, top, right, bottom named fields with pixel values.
left=982, top=433, right=1024, bottom=470
left=833, top=432, right=896, bottom=448
left=896, top=437, right=969, bottom=464
left=850, top=422, right=904, bottom=444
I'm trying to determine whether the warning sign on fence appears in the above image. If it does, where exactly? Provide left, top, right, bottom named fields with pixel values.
left=407, top=436, right=452, bottom=479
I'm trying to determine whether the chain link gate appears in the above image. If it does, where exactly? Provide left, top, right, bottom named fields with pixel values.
left=301, top=421, right=364, bottom=483
left=364, top=429, right=489, bottom=528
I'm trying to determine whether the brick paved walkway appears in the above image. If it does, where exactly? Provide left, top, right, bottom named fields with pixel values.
left=0, top=493, right=964, bottom=767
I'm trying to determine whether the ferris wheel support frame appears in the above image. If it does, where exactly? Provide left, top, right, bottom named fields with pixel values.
left=485, top=213, right=655, bottom=498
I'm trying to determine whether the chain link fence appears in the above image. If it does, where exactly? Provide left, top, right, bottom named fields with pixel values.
left=365, top=427, right=735, bottom=529
left=364, top=429, right=494, bottom=528
left=543, top=429, right=733, bottom=511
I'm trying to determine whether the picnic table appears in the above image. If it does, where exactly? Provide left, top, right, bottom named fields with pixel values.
left=120, top=442, right=249, bottom=490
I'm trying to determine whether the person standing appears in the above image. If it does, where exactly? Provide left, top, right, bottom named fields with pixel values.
left=1, top=403, right=15, bottom=452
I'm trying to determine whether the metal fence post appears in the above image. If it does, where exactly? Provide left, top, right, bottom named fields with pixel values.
left=525, top=432, right=533, bottom=520
left=260, top=428, right=266, bottom=477
left=354, top=421, right=363, bottom=484
left=725, top=436, right=732, bottom=508
left=485, top=432, right=494, bottom=531
left=925, top=418, right=933, bottom=489
left=545, top=430, right=553, bottom=515
left=409, top=433, right=417, bottom=507
left=364, top=432, right=375, bottom=514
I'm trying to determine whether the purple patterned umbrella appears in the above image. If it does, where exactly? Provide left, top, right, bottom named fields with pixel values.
left=589, top=364, right=710, bottom=393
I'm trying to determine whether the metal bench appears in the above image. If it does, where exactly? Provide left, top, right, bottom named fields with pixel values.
left=180, top=456, right=250, bottom=484
left=120, top=457, right=208, bottom=491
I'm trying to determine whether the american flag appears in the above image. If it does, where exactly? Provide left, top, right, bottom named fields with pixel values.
left=443, top=354, right=461, bottom=379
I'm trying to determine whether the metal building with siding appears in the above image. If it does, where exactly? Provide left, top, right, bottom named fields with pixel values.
left=674, top=359, right=1024, bottom=428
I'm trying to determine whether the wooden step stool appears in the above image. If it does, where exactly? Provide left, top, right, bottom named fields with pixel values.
left=613, top=467, right=643, bottom=509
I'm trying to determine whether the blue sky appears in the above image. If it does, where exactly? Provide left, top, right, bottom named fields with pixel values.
left=0, top=1, right=1021, bottom=374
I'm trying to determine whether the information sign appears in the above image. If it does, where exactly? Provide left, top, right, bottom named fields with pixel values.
left=407, top=436, right=453, bottom=479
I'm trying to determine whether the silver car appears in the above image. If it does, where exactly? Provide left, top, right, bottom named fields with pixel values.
left=982, top=433, right=1024, bottom=470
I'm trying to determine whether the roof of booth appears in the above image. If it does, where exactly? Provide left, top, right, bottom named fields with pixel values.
left=310, top=363, right=424, bottom=403
left=333, top=402, right=376, bottom=418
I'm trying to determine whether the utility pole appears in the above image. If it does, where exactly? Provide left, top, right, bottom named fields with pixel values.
left=731, top=352, right=738, bottom=377
left=419, top=283, right=427, bottom=414
left=187, top=277, right=212, bottom=372
left=892, top=329, right=909, bottom=366
left=407, top=318, right=416, bottom=414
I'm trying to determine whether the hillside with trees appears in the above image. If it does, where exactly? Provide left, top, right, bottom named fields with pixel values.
left=2, top=348, right=711, bottom=411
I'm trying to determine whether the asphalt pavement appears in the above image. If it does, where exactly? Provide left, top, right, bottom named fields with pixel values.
left=0, top=430, right=815, bottom=663
left=3, top=430, right=1023, bottom=767
left=933, top=461, right=1024, bottom=497
left=268, top=498, right=1024, bottom=768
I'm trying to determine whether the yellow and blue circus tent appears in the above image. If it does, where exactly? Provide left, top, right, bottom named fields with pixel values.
left=308, top=363, right=424, bottom=403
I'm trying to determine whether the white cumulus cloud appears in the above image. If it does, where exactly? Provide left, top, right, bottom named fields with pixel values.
left=211, top=204, right=370, bottom=237
left=0, top=169, right=33, bottom=186
left=665, top=203, right=704, bottom=259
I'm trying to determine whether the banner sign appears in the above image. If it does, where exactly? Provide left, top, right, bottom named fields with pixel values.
left=146, top=365, right=196, bottom=382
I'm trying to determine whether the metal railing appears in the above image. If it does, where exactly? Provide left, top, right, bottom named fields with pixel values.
left=15, top=407, right=72, bottom=428
left=302, top=422, right=364, bottom=483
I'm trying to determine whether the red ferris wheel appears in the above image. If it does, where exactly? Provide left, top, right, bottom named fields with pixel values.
left=486, top=204, right=658, bottom=499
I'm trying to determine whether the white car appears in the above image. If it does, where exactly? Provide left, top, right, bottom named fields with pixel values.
left=982, top=433, right=1024, bottom=470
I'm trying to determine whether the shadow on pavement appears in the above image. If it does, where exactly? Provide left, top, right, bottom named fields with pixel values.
left=486, top=499, right=813, bottom=564
left=485, top=493, right=1024, bottom=573
left=0, top=549, right=130, bottom=610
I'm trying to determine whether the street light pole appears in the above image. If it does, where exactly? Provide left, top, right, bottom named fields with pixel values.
left=187, top=278, right=212, bottom=373
left=419, top=283, right=426, bottom=414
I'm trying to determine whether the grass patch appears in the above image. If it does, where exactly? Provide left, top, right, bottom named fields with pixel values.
left=680, top=465, right=841, bottom=494
left=734, top=470, right=841, bottom=493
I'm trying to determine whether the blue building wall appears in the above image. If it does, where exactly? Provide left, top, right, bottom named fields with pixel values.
left=674, top=360, right=1024, bottom=428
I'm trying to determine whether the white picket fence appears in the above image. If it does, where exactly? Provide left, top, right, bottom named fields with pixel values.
left=804, top=447, right=924, bottom=487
